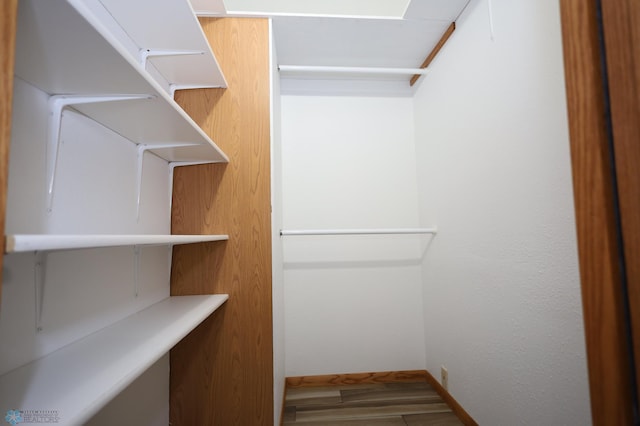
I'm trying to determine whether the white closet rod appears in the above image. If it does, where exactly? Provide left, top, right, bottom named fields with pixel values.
left=280, top=228, right=437, bottom=236
left=278, top=65, right=429, bottom=76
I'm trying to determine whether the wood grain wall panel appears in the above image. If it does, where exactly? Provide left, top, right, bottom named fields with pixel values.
left=0, top=0, right=18, bottom=296
left=169, top=18, right=273, bottom=425
left=559, top=1, right=634, bottom=423
left=601, top=0, right=640, bottom=407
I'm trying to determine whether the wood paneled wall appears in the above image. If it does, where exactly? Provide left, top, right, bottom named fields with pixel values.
left=169, top=18, right=273, bottom=425
left=1, top=0, right=18, bottom=298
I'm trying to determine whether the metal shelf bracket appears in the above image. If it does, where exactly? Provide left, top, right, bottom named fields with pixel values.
left=34, top=251, right=47, bottom=332
left=46, top=94, right=153, bottom=212
left=139, top=49, right=204, bottom=69
left=136, top=143, right=201, bottom=221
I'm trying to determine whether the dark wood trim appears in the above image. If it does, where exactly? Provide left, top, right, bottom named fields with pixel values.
left=285, top=370, right=429, bottom=388
left=0, top=0, right=18, bottom=298
left=423, top=370, right=478, bottom=426
left=600, top=0, right=640, bottom=409
left=559, top=0, right=635, bottom=423
left=410, top=22, right=456, bottom=86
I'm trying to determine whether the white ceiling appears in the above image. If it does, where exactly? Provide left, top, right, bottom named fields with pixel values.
left=222, top=0, right=411, bottom=17
left=273, top=17, right=453, bottom=69
left=403, top=0, right=469, bottom=21
left=189, top=0, right=471, bottom=86
left=273, top=0, right=469, bottom=74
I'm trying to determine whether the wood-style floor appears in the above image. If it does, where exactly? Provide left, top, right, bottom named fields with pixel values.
left=283, top=381, right=464, bottom=425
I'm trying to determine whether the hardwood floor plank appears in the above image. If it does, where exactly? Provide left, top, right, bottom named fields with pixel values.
left=283, top=406, right=296, bottom=423
left=285, top=418, right=407, bottom=426
left=404, top=412, right=464, bottom=426
left=286, top=391, right=342, bottom=408
left=340, top=387, right=442, bottom=404
left=384, top=382, right=431, bottom=391
left=282, top=373, right=473, bottom=425
left=294, top=403, right=452, bottom=422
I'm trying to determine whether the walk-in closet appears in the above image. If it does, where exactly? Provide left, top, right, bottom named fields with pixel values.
left=2, top=0, right=636, bottom=425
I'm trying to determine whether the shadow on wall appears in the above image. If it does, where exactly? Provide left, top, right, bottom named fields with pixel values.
left=282, top=233, right=436, bottom=269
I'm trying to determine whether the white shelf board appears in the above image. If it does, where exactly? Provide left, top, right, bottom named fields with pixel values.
left=0, top=294, right=229, bottom=425
left=403, top=0, right=470, bottom=21
left=5, top=234, right=229, bottom=253
left=96, top=0, right=227, bottom=88
left=15, top=0, right=228, bottom=163
left=189, top=0, right=226, bottom=15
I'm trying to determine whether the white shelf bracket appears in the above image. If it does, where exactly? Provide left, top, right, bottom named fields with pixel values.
left=34, top=251, right=48, bottom=332
left=139, top=49, right=204, bottom=69
left=133, top=245, right=140, bottom=297
left=167, top=245, right=173, bottom=287
left=46, top=94, right=154, bottom=213
left=136, top=143, right=201, bottom=221
left=168, top=160, right=217, bottom=212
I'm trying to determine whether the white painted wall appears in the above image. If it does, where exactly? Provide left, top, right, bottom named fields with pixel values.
left=1, top=78, right=171, bottom=424
left=281, top=94, right=426, bottom=376
left=270, top=19, right=286, bottom=426
left=87, top=355, right=169, bottom=426
left=413, top=0, right=591, bottom=424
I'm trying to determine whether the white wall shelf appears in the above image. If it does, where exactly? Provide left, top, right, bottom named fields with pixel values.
left=95, top=0, right=227, bottom=89
left=5, top=234, right=229, bottom=253
left=0, top=294, right=229, bottom=425
left=189, top=0, right=226, bottom=16
left=16, top=0, right=228, bottom=164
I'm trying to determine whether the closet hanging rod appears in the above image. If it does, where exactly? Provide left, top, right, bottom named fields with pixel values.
left=280, top=228, right=437, bottom=236
left=278, top=65, right=429, bottom=76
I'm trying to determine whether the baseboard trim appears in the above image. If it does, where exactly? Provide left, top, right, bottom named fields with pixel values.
left=283, top=369, right=478, bottom=426
left=424, top=370, right=478, bottom=426
left=285, top=370, right=429, bottom=388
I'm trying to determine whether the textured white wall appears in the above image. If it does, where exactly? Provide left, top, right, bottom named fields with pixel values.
left=281, top=95, right=426, bottom=376
left=413, top=0, right=591, bottom=424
